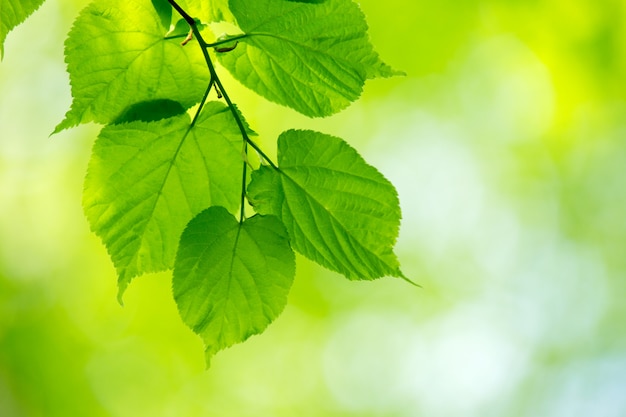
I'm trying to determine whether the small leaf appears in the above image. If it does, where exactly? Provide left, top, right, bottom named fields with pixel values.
left=173, top=207, right=295, bottom=366
left=218, top=0, right=401, bottom=117
left=83, top=102, right=244, bottom=301
left=54, top=0, right=209, bottom=133
left=1, top=0, right=46, bottom=59
left=248, top=129, right=404, bottom=280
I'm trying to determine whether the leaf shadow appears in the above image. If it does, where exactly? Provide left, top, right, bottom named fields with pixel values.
left=113, top=99, right=186, bottom=124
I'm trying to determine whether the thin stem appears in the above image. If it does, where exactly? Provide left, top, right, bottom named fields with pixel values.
left=239, top=161, right=247, bottom=222
left=212, top=74, right=279, bottom=169
left=190, top=78, right=215, bottom=127
left=167, top=0, right=195, bottom=26
left=247, top=139, right=277, bottom=169
left=168, top=0, right=278, bottom=169
left=168, top=0, right=279, bottom=222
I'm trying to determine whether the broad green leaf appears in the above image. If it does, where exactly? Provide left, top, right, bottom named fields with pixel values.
left=55, top=0, right=209, bottom=133
left=0, top=0, right=45, bottom=59
left=217, top=0, right=401, bottom=117
left=173, top=206, right=295, bottom=365
left=247, top=129, right=404, bottom=280
left=84, top=102, right=244, bottom=300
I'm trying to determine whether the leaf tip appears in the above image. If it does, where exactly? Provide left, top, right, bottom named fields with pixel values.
left=372, top=62, right=406, bottom=79
left=203, top=349, right=215, bottom=369
left=389, top=68, right=407, bottom=77
left=116, top=279, right=129, bottom=306
left=397, top=271, right=421, bottom=288
left=52, top=114, right=78, bottom=135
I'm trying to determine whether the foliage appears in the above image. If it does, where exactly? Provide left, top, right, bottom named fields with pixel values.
left=216, top=0, right=401, bottom=117
left=1, top=0, right=406, bottom=364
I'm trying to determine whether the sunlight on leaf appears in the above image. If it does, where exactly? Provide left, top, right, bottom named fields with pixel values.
left=218, top=0, right=401, bottom=117
left=248, top=129, right=404, bottom=280
left=83, top=102, right=244, bottom=301
left=54, top=0, right=209, bottom=133
left=173, top=206, right=295, bottom=366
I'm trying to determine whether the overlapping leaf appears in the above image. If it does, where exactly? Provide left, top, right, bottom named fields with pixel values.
left=83, top=102, right=244, bottom=300
left=44, top=0, right=408, bottom=365
left=173, top=207, right=295, bottom=365
left=217, top=0, right=400, bottom=117
left=55, top=0, right=209, bottom=133
left=0, top=0, right=45, bottom=59
left=248, top=129, right=404, bottom=280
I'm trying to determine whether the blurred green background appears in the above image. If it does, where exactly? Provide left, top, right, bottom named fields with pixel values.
left=1, top=0, right=625, bottom=416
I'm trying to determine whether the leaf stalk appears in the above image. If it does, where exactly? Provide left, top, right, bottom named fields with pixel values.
left=167, top=0, right=279, bottom=222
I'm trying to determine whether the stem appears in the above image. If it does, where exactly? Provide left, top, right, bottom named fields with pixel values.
left=190, top=78, right=214, bottom=127
left=239, top=161, right=247, bottom=222
left=167, top=0, right=279, bottom=222
left=211, top=73, right=278, bottom=169
left=168, top=0, right=195, bottom=26
left=168, top=0, right=278, bottom=168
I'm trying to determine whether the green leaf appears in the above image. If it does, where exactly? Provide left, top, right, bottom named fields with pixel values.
left=54, top=0, right=209, bottom=133
left=217, top=0, right=401, bottom=117
left=247, top=129, right=404, bottom=280
left=83, top=102, right=245, bottom=301
left=173, top=206, right=295, bottom=366
left=0, top=0, right=45, bottom=59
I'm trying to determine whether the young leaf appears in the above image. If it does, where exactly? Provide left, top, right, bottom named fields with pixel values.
left=247, top=129, right=404, bottom=280
left=173, top=207, right=295, bottom=366
left=1, top=0, right=46, bottom=59
left=54, top=0, right=209, bottom=133
left=83, top=102, right=244, bottom=301
left=217, top=0, right=401, bottom=117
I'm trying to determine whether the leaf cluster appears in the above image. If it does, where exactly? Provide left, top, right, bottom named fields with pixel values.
left=2, top=0, right=409, bottom=365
